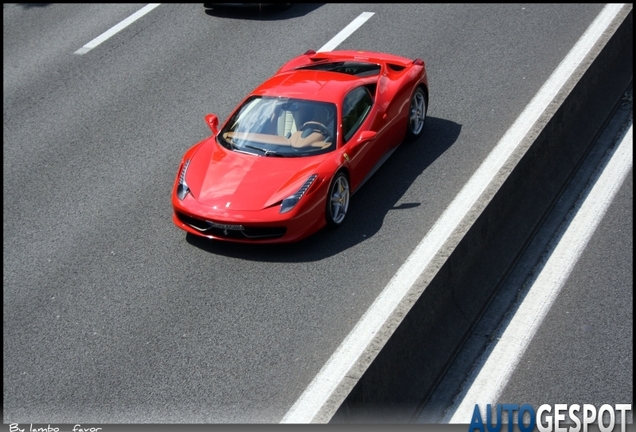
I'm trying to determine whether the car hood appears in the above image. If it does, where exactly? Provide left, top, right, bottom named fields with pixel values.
left=186, top=139, right=327, bottom=211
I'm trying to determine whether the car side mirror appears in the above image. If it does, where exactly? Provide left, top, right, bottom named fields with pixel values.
left=205, top=114, right=219, bottom=135
left=347, top=130, right=377, bottom=154
left=357, top=130, right=377, bottom=143
left=352, top=130, right=376, bottom=147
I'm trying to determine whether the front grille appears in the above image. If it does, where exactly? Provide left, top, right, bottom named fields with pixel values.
left=177, top=212, right=212, bottom=231
left=242, top=227, right=287, bottom=239
left=176, top=212, right=286, bottom=240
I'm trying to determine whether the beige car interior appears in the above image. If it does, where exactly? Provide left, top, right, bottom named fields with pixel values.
left=224, top=103, right=335, bottom=151
left=283, top=105, right=334, bottom=149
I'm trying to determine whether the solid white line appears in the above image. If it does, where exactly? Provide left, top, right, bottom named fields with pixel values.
left=317, top=12, right=375, bottom=52
left=446, top=123, right=633, bottom=423
left=74, top=4, right=160, bottom=55
left=281, top=3, right=626, bottom=424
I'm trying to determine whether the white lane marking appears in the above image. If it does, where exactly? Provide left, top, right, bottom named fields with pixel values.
left=446, top=122, right=633, bottom=423
left=317, top=12, right=375, bottom=52
left=74, top=4, right=161, bottom=55
left=281, top=3, right=626, bottom=424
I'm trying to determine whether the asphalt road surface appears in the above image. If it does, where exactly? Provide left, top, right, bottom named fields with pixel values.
left=4, top=3, right=628, bottom=424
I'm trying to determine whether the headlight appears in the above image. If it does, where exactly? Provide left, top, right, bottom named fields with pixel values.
left=280, top=174, right=318, bottom=214
left=176, top=159, right=191, bottom=200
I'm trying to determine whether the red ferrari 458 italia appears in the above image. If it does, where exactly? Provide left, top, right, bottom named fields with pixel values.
left=172, top=49, right=428, bottom=243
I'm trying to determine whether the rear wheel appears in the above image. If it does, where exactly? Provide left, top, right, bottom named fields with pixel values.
left=405, top=87, right=427, bottom=141
left=326, top=172, right=350, bottom=227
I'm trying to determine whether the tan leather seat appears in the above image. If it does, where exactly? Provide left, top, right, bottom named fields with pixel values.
left=289, top=130, right=329, bottom=148
left=289, top=104, right=333, bottom=148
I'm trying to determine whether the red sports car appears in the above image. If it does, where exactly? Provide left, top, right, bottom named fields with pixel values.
left=172, top=49, right=428, bottom=243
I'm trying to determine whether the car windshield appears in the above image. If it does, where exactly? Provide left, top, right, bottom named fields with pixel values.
left=219, top=97, right=337, bottom=157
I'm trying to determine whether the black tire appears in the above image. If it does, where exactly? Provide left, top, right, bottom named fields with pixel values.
left=405, top=86, right=427, bottom=142
left=326, top=172, right=350, bottom=227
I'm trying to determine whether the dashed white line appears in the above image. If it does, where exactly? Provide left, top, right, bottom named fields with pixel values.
left=74, top=4, right=160, bottom=55
left=281, top=3, right=626, bottom=424
left=317, top=12, right=375, bottom=52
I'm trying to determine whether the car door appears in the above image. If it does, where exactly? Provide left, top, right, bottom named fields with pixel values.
left=340, top=85, right=384, bottom=190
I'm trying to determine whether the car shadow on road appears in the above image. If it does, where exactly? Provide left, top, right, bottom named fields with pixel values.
left=186, top=115, right=462, bottom=261
left=17, top=3, right=51, bottom=8
left=203, top=3, right=323, bottom=21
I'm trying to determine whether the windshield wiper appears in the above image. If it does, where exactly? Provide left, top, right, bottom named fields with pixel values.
left=241, top=144, right=287, bottom=157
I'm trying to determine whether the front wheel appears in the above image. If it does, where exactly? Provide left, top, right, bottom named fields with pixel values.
left=326, top=172, right=350, bottom=227
left=405, top=87, right=427, bottom=142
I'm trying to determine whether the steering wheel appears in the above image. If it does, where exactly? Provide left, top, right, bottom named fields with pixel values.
left=300, top=121, right=332, bottom=142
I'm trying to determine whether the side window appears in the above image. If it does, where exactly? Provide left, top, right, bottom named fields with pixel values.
left=342, top=86, right=374, bottom=142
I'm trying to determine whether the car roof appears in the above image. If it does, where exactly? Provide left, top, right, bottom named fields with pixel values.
left=251, top=69, right=374, bottom=104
